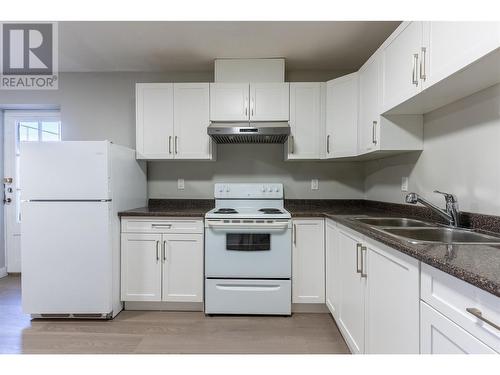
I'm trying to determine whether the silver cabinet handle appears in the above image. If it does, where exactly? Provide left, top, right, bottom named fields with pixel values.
left=168, top=136, right=172, bottom=154
left=152, top=224, right=172, bottom=228
left=174, top=136, right=178, bottom=154
left=412, top=53, right=419, bottom=86
left=251, top=97, right=254, bottom=117
left=466, top=307, right=500, bottom=331
left=327, top=135, right=330, bottom=154
left=360, top=246, right=367, bottom=278
left=356, top=243, right=362, bottom=273
left=163, top=240, right=167, bottom=262
left=420, top=47, right=427, bottom=81
left=372, top=121, right=377, bottom=145
left=290, top=136, right=294, bottom=154
left=245, top=96, right=248, bottom=117
left=155, top=240, right=160, bottom=262
left=293, top=224, right=297, bottom=245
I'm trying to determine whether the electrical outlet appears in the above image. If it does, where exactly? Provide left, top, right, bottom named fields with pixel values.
left=311, top=179, right=319, bottom=190
left=177, top=178, right=185, bottom=190
left=401, top=177, right=409, bottom=192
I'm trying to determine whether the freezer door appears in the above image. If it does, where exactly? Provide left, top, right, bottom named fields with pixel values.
left=21, top=201, right=113, bottom=314
left=20, top=141, right=110, bottom=200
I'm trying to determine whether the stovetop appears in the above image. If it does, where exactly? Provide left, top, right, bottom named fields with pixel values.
left=206, top=183, right=290, bottom=219
left=205, top=206, right=291, bottom=220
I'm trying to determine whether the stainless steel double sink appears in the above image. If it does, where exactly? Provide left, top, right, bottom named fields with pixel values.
left=353, top=217, right=500, bottom=245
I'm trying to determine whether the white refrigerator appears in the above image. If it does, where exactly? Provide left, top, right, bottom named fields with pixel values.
left=20, top=141, right=147, bottom=318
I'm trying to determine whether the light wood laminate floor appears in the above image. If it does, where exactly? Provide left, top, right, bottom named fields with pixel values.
left=0, top=275, right=350, bottom=354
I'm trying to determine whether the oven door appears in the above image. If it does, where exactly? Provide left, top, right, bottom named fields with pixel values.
left=205, top=219, right=292, bottom=278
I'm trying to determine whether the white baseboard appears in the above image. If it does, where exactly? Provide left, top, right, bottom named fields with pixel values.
left=124, top=301, right=204, bottom=311
left=0, top=267, right=7, bottom=279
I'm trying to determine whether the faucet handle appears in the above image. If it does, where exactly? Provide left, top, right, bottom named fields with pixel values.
left=433, top=190, right=457, bottom=203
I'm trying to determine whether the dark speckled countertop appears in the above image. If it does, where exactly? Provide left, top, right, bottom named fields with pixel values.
left=119, top=199, right=500, bottom=297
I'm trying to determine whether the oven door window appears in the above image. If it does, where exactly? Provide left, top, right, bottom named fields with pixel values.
left=226, top=233, right=271, bottom=251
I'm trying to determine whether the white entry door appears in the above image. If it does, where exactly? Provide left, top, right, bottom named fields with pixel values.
left=3, top=110, right=61, bottom=273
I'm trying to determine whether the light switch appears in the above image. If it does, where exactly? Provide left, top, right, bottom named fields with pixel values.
left=311, top=179, right=319, bottom=190
left=178, top=178, right=185, bottom=190
left=401, top=177, right=409, bottom=192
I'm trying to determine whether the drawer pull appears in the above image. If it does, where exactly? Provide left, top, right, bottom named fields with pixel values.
left=152, top=224, right=172, bottom=228
left=356, top=243, right=362, bottom=273
left=466, top=307, right=500, bottom=331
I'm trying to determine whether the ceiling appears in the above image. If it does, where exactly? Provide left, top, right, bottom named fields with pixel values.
left=58, top=21, right=401, bottom=73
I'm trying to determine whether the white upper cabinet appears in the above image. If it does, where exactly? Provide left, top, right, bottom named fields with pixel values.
left=292, top=219, right=325, bottom=304
left=209, top=83, right=249, bottom=121
left=325, top=73, right=358, bottom=158
left=136, top=83, right=213, bottom=160
left=210, top=82, right=289, bottom=122
left=250, top=83, right=289, bottom=121
left=287, top=82, right=323, bottom=160
left=358, top=54, right=381, bottom=154
left=381, top=22, right=424, bottom=112
left=136, top=83, right=174, bottom=159
left=422, top=22, right=500, bottom=89
left=173, top=83, right=213, bottom=160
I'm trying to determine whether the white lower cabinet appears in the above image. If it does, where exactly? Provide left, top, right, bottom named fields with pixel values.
left=327, top=223, right=420, bottom=354
left=162, top=234, right=204, bottom=302
left=421, top=301, right=496, bottom=354
left=292, top=219, right=325, bottom=304
left=121, top=233, right=163, bottom=301
left=337, top=227, right=366, bottom=354
left=365, top=241, right=420, bottom=353
left=325, top=219, right=340, bottom=318
left=121, top=218, right=204, bottom=304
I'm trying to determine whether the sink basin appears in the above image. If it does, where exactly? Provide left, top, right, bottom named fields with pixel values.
left=354, top=217, right=437, bottom=227
left=379, top=227, right=500, bottom=245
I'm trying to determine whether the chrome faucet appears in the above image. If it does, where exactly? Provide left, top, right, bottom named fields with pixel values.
left=405, top=190, right=460, bottom=227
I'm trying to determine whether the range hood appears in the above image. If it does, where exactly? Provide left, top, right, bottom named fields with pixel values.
left=207, top=122, right=290, bottom=144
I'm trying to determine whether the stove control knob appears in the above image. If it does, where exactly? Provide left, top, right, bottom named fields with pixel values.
left=226, top=186, right=230, bottom=192
left=274, top=187, right=279, bottom=192
left=219, top=185, right=224, bottom=193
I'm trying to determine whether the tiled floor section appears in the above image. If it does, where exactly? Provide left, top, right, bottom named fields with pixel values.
left=0, top=275, right=350, bottom=354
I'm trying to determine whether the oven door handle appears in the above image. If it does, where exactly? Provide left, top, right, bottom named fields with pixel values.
left=206, top=221, right=290, bottom=230
left=215, top=283, right=281, bottom=292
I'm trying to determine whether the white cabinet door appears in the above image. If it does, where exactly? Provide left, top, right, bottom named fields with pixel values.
left=325, top=219, right=340, bottom=318
left=325, top=73, right=358, bottom=158
left=365, top=242, right=420, bottom=354
left=121, top=233, right=162, bottom=302
left=358, top=55, right=381, bottom=154
left=287, top=83, right=322, bottom=159
left=209, top=83, right=249, bottom=121
left=381, top=22, right=424, bottom=111
left=337, top=228, right=366, bottom=354
left=292, top=219, right=325, bottom=304
left=249, top=83, right=289, bottom=121
left=162, top=233, right=204, bottom=302
left=136, top=83, right=174, bottom=159
left=173, top=83, right=213, bottom=160
left=421, top=301, right=496, bottom=354
left=423, top=21, right=500, bottom=89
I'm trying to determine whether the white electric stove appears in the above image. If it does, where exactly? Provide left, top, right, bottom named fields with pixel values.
left=204, top=183, right=292, bottom=315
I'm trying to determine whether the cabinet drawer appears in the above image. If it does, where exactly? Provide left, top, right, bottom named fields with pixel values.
left=421, top=301, right=496, bottom=354
left=421, top=263, right=500, bottom=352
left=205, top=278, right=291, bottom=315
left=121, top=218, right=204, bottom=234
